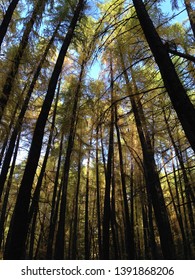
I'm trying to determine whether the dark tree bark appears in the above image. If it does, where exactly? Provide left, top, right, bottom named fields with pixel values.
left=172, top=159, right=192, bottom=258
left=184, top=0, right=195, bottom=38
left=0, top=97, right=20, bottom=168
left=119, top=48, right=175, bottom=259
left=0, top=0, right=46, bottom=121
left=102, top=58, right=114, bottom=260
left=71, top=140, right=82, bottom=259
left=46, top=134, right=64, bottom=259
left=27, top=77, right=60, bottom=224
left=132, top=0, right=195, bottom=153
left=3, top=0, right=85, bottom=260
left=95, top=126, right=102, bottom=259
left=0, top=132, right=20, bottom=249
left=54, top=58, right=86, bottom=260
left=0, top=0, right=19, bottom=49
left=85, top=141, right=91, bottom=260
left=163, top=159, right=189, bottom=258
left=0, top=24, right=59, bottom=200
left=115, top=104, right=135, bottom=259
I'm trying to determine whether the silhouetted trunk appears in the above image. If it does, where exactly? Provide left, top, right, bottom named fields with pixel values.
left=102, top=58, right=114, bottom=260
left=0, top=132, right=20, bottom=249
left=0, top=25, right=59, bottom=201
left=0, top=0, right=46, bottom=120
left=0, top=0, right=19, bottom=49
left=85, top=139, right=92, bottom=260
left=163, top=161, right=188, bottom=258
left=72, top=141, right=82, bottom=259
left=172, top=159, right=192, bottom=258
left=115, top=104, right=135, bottom=259
left=27, top=77, right=60, bottom=225
left=4, top=1, right=85, bottom=259
left=95, top=126, right=102, bottom=259
left=54, top=57, right=86, bottom=260
left=184, top=0, right=195, bottom=38
left=132, top=0, right=195, bottom=153
left=119, top=48, right=175, bottom=259
left=147, top=196, right=158, bottom=259
left=163, top=108, right=195, bottom=250
left=0, top=98, right=20, bottom=167
left=46, top=134, right=64, bottom=259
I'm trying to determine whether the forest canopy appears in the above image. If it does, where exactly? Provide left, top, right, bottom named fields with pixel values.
left=0, top=0, right=195, bottom=260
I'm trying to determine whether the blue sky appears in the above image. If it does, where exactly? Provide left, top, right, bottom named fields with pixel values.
left=88, top=0, right=189, bottom=80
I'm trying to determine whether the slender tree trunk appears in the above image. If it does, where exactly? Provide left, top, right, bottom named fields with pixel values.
left=172, top=159, right=192, bottom=258
left=163, top=160, right=188, bottom=258
left=0, top=23, right=59, bottom=200
left=0, top=97, right=20, bottom=167
left=115, top=105, right=135, bottom=259
left=163, top=108, right=195, bottom=206
left=95, top=126, right=102, bottom=259
left=46, top=134, right=64, bottom=259
left=132, top=0, right=195, bottom=153
left=102, top=58, right=114, bottom=260
left=27, top=78, right=60, bottom=226
left=0, top=132, right=20, bottom=249
left=54, top=58, right=86, bottom=260
left=4, top=1, right=85, bottom=259
left=85, top=141, right=91, bottom=260
left=184, top=0, right=195, bottom=38
left=0, top=0, right=20, bottom=49
left=119, top=48, right=175, bottom=259
left=0, top=0, right=46, bottom=121
left=72, top=141, right=82, bottom=259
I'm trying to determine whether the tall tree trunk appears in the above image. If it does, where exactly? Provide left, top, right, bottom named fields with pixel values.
left=46, top=134, right=64, bottom=259
left=119, top=49, right=175, bottom=259
left=132, top=0, right=195, bottom=153
left=163, top=109, right=195, bottom=249
left=27, top=77, right=60, bottom=227
left=163, top=108, right=195, bottom=205
left=0, top=0, right=46, bottom=121
left=3, top=1, right=85, bottom=260
left=172, top=159, right=192, bottom=257
left=85, top=140, right=91, bottom=260
left=0, top=25, right=59, bottom=200
left=72, top=140, right=82, bottom=259
left=95, top=126, right=102, bottom=259
left=0, top=132, right=20, bottom=249
left=0, top=0, right=19, bottom=49
left=54, top=58, right=86, bottom=259
left=184, top=0, right=195, bottom=38
left=163, top=159, right=189, bottom=258
left=115, top=104, right=135, bottom=259
left=102, top=57, right=114, bottom=260
left=0, top=96, right=20, bottom=167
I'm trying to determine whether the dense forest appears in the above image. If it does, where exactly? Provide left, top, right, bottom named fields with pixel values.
left=0, top=0, right=195, bottom=260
